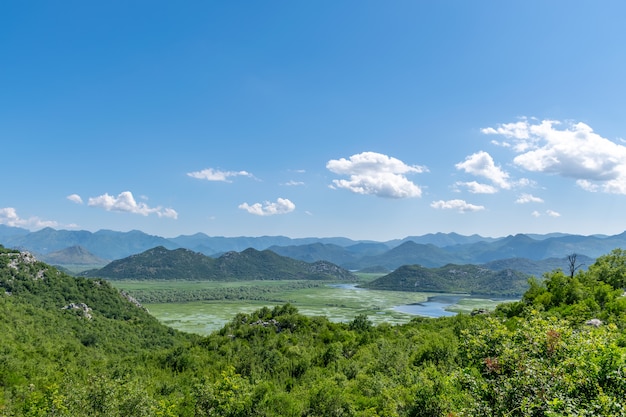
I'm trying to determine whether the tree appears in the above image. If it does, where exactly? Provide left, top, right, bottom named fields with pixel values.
left=348, top=314, right=372, bottom=332
left=194, top=367, right=252, bottom=417
left=567, top=253, right=584, bottom=278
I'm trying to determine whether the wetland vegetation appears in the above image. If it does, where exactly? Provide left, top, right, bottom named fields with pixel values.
left=113, top=276, right=516, bottom=335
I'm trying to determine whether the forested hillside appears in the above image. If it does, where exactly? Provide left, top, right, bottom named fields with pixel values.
left=82, top=246, right=356, bottom=281
left=1, top=244, right=626, bottom=416
left=363, top=263, right=530, bottom=296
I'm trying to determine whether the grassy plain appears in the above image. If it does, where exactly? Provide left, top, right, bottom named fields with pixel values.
left=113, top=277, right=514, bottom=335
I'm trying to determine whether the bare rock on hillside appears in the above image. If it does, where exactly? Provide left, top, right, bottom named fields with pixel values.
left=585, top=318, right=603, bottom=327
left=63, top=302, right=93, bottom=320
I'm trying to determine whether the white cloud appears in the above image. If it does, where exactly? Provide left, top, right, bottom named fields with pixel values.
left=239, top=198, right=295, bottom=216
left=576, top=179, right=599, bottom=192
left=158, top=208, right=179, bottom=219
left=454, top=181, right=498, bottom=194
left=0, top=207, right=58, bottom=229
left=327, top=151, right=427, bottom=198
left=67, top=194, right=83, bottom=204
left=284, top=180, right=305, bottom=186
left=430, top=199, right=485, bottom=213
left=531, top=209, right=560, bottom=218
left=516, top=178, right=535, bottom=188
left=87, top=191, right=178, bottom=219
left=455, top=151, right=511, bottom=189
left=187, top=168, right=254, bottom=182
left=482, top=120, right=532, bottom=141
left=483, top=118, right=626, bottom=194
left=490, top=140, right=511, bottom=148
left=515, top=193, right=544, bottom=204
left=546, top=209, right=561, bottom=217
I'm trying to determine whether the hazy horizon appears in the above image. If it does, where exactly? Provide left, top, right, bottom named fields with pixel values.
left=1, top=223, right=621, bottom=243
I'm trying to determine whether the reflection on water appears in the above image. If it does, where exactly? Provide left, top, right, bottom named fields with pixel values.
left=327, top=283, right=362, bottom=290
left=392, top=295, right=464, bottom=318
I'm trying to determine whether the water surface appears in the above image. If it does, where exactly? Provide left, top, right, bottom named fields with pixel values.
left=328, top=283, right=465, bottom=318
left=392, top=295, right=465, bottom=318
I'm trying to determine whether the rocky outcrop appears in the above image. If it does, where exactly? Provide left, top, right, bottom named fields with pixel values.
left=63, top=302, right=93, bottom=319
left=120, top=290, right=146, bottom=310
left=307, top=260, right=357, bottom=281
left=585, top=318, right=603, bottom=327
left=6, top=251, right=37, bottom=267
left=3, top=251, right=47, bottom=280
left=471, top=308, right=490, bottom=316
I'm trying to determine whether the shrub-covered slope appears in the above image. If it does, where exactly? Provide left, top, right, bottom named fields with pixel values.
left=0, top=246, right=192, bottom=352
left=0, top=245, right=198, bottom=415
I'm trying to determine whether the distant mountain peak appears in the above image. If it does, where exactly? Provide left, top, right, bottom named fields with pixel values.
left=40, top=245, right=109, bottom=265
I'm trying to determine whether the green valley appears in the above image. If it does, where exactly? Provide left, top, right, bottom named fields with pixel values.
left=112, top=279, right=511, bottom=335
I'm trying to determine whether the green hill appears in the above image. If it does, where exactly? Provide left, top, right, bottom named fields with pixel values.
left=0, top=245, right=197, bottom=415
left=0, top=246, right=191, bottom=350
left=363, top=263, right=530, bottom=296
left=82, top=246, right=357, bottom=281
left=83, top=246, right=216, bottom=279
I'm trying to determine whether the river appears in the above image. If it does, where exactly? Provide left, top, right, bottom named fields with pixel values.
left=328, top=283, right=470, bottom=318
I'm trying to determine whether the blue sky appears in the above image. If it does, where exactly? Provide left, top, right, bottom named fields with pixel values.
left=2, top=1, right=626, bottom=241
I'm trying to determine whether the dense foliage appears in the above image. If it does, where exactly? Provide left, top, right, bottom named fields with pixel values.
left=82, top=246, right=356, bottom=281
left=1, top=244, right=626, bottom=416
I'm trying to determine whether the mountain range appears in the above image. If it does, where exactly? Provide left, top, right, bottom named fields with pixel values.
left=79, top=245, right=529, bottom=295
left=81, top=246, right=357, bottom=281
left=0, top=225, right=623, bottom=273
